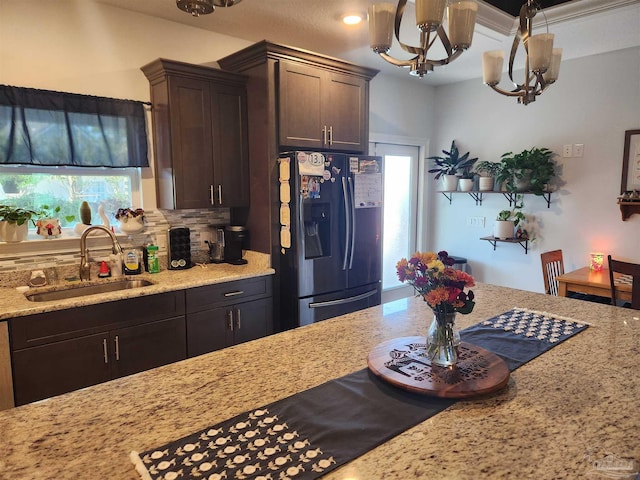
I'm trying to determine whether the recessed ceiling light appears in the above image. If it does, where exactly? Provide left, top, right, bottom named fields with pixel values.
left=342, top=13, right=363, bottom=25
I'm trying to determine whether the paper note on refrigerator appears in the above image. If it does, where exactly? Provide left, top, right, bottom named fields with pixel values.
left=354, top=173, right=383, bottom=208
left=297, top=151, right=325, bottom=176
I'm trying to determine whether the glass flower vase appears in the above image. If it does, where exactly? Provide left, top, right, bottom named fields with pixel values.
left=426, top=311, right=460, bottom=367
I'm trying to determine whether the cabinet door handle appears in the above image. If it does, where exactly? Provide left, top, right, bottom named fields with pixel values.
left=114, top=335, right=120, bottom=361
left=210, top=185, right=215, bottom=205
left=223, top=290, right=244, bottom=297
left=235, top=308, right=241, bottom=330
left=227, top=310, right=234, bottom=331
left=322, top=125, right=327, bottom=145
left=103, top=338, right=109, bottom=364
left=328, top=125, right=333, bottom=146
left=218, top=185, right=223, bottom=205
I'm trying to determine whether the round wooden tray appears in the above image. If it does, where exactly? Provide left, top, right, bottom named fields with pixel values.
left=367, top=336, right=510, bottom=398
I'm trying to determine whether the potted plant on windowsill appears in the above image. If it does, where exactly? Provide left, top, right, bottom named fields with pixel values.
left=35, top=205, right=75, bottom=239
left=115, top=207, right=145, bottom=234
left=0, top=205, right=39, bottom=242
left=496, top=147, right=555, bottom=194
left=428, top=140, right=478, bottom=192
left=474, top=160, right=501, bottom=191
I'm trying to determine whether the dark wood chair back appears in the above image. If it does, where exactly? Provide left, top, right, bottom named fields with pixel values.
left=540, top=249, right=564, bottom=296
left=608, top=255, right=640, bottom=310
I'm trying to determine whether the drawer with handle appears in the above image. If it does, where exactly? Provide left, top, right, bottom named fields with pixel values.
left=185, top=276, right=272, bottom=313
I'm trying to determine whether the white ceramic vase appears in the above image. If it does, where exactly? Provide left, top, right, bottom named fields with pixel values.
left=494, top=220, right=515, bottom=240
left=478, top=176, right=494, bottom=191
left=0, top=221, right=28, bottom=242
left=442, top=175, right=458, bottom=191
left=458, top=178, right=473, bottom=192
left=36, top=218, right=62, bottom=239
left=118, top=217, right=145, bottom=234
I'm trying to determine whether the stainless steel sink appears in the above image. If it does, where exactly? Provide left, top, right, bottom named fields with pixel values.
left=24, top=279, right=155, bottom=302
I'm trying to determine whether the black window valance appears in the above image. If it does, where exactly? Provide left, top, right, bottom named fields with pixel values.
left=0, top=85, right=149, bottom=168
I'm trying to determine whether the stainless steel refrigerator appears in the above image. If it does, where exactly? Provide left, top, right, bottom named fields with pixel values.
left=278, top=151, right=383, bottom=329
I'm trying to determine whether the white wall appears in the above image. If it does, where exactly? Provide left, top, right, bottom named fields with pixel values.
left=429, top=47, right=640, bottom=292
left=0, top=0, right=251, bottom=208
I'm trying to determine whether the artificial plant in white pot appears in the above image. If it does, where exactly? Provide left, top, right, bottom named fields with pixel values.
left=474, top=160, right=501, bottom=191
left=494, top=196, right=529, bottom=239
left=0, top=205, right=38, bottom=242
left=427, top=140, right=477, bottom=192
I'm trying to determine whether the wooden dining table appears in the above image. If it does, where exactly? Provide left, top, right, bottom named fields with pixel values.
left=556, top=266, right=632, bottom=302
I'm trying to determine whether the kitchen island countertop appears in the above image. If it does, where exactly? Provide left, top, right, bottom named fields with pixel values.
left=0, top=282, right=639, bottom=479
left=0, top=250, right=273, bottom=321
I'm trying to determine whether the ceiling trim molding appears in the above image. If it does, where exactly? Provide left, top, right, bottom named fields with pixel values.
left=542, top=0, right=640, bottom=26
left=476, top=0, right=638, bottom=36
left=475, top=1, right=516, bottom=36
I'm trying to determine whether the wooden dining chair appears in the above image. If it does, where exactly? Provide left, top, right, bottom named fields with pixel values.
left=607, top=255, right=640, bottom=309
left=540, top=249, right=564, bottom=296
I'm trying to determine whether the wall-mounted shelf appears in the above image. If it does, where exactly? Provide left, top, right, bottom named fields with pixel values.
left=439, top=190, right=552, bottom=208
left=618, top=201, right=640, bottom=221
left=481, top=236, right=529, bottom=254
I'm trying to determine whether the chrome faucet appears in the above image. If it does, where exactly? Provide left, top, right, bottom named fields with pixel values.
left=79, top=225, right=123, bottom=281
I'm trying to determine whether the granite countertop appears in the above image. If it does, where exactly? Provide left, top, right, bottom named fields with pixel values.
left=1, top=283, right=639, bottom=479
left=0, top=250, right=274, bottom=320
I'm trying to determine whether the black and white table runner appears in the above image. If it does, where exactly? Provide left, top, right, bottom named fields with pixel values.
left=131, top=308, right=588, bottom=480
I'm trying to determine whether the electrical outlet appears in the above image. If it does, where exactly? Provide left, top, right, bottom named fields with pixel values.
left=562, top=144, right=573, bottom=158
left=574, top=144, right=584, bottom=157
left=467, top=216, right=485, bottom=227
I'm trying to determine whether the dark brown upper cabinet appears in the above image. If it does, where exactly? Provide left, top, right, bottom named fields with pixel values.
left=278, top=60, right=368, bottom=152
left=141, top=59, right=249, bottom=209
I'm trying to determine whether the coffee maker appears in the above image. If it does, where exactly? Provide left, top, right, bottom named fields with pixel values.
left=205, top=227, right=225, bottom=264
left=224, top=225, right=248, bottom=265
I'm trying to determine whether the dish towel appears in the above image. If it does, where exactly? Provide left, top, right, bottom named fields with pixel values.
left=130, top=308, right=588, bottom=480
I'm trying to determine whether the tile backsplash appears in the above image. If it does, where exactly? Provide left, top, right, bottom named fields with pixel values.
left=0, top=209, right=230, bottom=287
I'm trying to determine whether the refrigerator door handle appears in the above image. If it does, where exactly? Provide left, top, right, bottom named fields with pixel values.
left=308, top=288, right=378, bottom=308
left=347, top=176, right=356, bottom=270
left=341, top=176, right=350, bottom=271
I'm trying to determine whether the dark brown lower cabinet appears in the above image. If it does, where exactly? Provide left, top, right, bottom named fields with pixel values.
left=186, top=277, right=273, bottom=357
left=10, top=291, right=186, bottom=406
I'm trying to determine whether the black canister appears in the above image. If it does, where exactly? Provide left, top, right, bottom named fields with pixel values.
left=224, top=225, right=248, bottom=265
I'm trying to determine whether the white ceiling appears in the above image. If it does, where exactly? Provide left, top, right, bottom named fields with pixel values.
left=98, top=0, right=640, bottom=85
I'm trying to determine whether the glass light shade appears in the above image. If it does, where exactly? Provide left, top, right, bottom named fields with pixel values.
left=368, top=3, right=395, bottom=52
left=528, top=33, right=554, bottom=73
left=482, top=50, right=504, bottom=85
left=543, top=48, right=563, bottom=83
left=416, top=0, right=447, bottom=31
left=590, top=252, right=604, bottom=272
left=447, top=1, right=478, bottom=50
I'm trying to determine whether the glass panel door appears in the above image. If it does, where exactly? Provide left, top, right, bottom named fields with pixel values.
left=372, top=143, right=421, bottom=301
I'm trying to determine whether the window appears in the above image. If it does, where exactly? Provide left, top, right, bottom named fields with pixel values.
left=0, top=85, right=147, bottom=234
left=0, top=165, right=140, bottom=227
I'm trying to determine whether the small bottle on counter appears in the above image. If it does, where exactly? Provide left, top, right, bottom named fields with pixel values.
left=109, top=253, right=123, bottom=277
left=123, top=248, right=142, bottom=275
left=146, top=244, right=160, bottom=273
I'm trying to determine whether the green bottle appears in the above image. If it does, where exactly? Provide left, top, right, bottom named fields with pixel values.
left=146, top=245, right=160, bottom=273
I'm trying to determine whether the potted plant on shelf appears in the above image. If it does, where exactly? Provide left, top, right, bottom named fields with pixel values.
left=428, top=140, right=477, bottom=191
left=35, top=205, right=75, bottom=239
left=0, top=205, right=39, bottom=242
left=474, top=160, right=501, bottom=191
left=494, top=195, right=530, bottom=239
left=458, top=164, right=475, bottom=192
left=496, top=147, right=555, bottom=194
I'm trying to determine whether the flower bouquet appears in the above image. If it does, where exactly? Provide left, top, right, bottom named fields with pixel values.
left=396, top=250, right=475, bottom=366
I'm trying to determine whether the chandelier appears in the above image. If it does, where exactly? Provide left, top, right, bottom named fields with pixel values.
left=482, top=0, right=562, bottom=105
left=176, top=0, right=242, bottom=17
left=368, top=0, right=478, bottom=78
